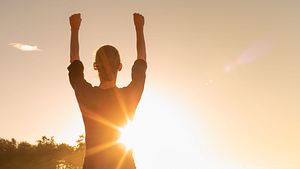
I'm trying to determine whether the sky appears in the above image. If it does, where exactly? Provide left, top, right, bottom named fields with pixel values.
left=1, top=0, right=300, bottom=169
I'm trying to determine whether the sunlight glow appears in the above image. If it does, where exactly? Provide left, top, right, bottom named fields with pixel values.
left=118, top=121, right=136, bottom=150
left=67, top=88, right=212, bottom=169
left=116, top=89, right=205, bottom=169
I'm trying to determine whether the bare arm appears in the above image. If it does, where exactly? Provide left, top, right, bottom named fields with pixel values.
left=134, top=13, right=146, bottom=62
left=69, top=13, right=82, bottom=63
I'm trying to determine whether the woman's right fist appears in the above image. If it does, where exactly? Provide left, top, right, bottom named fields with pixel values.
left=69, top=13, right=82, bottom=30
left=134, top=13, right=144, bottom=29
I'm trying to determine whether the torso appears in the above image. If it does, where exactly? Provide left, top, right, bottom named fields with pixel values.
left=76, top=87, right=136, bottom=169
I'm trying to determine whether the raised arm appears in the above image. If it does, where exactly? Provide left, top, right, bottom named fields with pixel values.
left=134, top=13, right=146, bottom=62
left=69, top=13, right=82, bottom=63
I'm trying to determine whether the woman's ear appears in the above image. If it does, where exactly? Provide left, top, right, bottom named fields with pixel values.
left=118, top=63, right=122, bottom=71
left=93, top=62, right=98, bottom=70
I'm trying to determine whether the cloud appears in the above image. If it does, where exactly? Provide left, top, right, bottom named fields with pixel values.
left=9, top=43, right=41, bottom=51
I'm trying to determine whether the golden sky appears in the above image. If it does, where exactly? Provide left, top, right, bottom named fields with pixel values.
left=0, top=1, right=299, bottom=169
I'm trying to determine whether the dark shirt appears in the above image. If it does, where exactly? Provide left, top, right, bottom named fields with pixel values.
left=68, top=59, right=147, bottom=169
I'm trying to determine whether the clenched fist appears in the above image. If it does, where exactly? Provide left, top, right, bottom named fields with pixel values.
left=69, top=13, right=82, bottom=30
left=134, top=13, right=144, bottom=29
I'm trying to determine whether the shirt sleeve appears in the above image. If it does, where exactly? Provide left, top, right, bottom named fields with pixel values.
left=131, top=59, right=147, bottom=86
left=125, top=59, right=147, bottom=118
left=67, top=60, right=92, bottom=91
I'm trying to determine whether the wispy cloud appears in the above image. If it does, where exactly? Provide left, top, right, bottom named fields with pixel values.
left=9, top=43, right=41, bottom=51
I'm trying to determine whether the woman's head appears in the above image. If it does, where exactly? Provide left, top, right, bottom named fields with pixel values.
left=94, top=45, right=122, bottom=82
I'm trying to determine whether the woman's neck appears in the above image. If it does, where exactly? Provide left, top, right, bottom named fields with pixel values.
left=99, top=81, right=116, bottom=89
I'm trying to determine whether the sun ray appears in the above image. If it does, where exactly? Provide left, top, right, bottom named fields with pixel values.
left=113, top=88, right=130, bottom=122
left=84, top=111, right=119, bottom=131
left=115, top=149, right=129, bottom=169
left=85, top=141, right=118, bottom=157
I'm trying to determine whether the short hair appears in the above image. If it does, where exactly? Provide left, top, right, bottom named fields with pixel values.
left=95, top=45, right=121, bottom=81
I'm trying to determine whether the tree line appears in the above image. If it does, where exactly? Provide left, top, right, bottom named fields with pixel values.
left=0, top=135, right=85, bottom=169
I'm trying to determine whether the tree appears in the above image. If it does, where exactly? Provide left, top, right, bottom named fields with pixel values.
left=0, top=135, right=85, bottom=169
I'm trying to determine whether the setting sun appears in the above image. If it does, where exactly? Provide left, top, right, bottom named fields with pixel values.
left=115, top=89, right=203, bottom=169
left=118, top=121, right=136, bottom=150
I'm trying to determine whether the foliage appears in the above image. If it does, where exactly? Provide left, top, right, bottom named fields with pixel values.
left=0, top=135, right=86, bottom=169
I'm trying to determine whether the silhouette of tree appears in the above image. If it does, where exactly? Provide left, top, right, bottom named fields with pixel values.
left=76, top=134, right=85, bottom=152
left=0, top=135, right=86, bottom=169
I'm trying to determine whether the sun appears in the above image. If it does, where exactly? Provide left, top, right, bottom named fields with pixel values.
left=118, top=121, right=137, bottom=150
left=115, top=89, right=203, bottom=169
